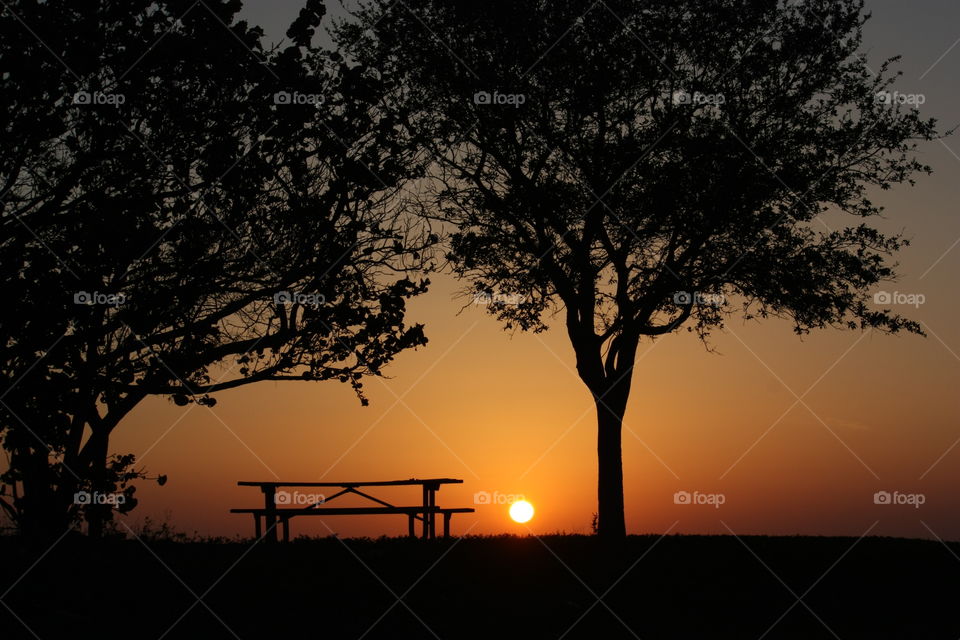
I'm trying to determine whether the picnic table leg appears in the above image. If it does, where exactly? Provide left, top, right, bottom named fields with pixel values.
left=282, top=517, right=290, bottom=543
left=421, top=485, right=429, bottom=539
left=254, top=514, right=262, bottom=540
left=408, top=514, right=416, bottom=538
left=262, top=485, right=278, bottom=544
left=443, top=512, right=452, bottom=538
left=427, top=485, right=437, bottom=539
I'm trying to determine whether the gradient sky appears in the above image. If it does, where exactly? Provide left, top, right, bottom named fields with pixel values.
left=85, top=0, right=960, bottom=540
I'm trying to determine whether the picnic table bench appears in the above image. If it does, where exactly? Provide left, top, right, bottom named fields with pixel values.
left=231, top=478, right=474, bottom=542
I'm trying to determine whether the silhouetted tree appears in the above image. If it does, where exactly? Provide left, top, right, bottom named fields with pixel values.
left=0, top=0, right=430, bottom=539
left=340, top=0, right=939, bottom=538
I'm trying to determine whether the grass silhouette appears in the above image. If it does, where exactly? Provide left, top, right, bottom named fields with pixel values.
left=2, top=533, right=958, bottom=638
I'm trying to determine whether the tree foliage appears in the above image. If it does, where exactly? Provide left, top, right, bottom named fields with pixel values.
left=339, top=0, right=940, bottom=537
left=0, top=0, right=431, bottom=538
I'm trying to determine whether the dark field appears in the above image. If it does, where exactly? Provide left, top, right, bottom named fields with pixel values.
left=2, top=533, right=958, bottom=639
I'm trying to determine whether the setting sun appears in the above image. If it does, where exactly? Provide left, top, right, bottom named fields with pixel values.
left=509, top=500, right=535, bottom=523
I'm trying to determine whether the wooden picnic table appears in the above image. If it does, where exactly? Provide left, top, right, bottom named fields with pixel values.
left=231, top=478, right=474, bottom=542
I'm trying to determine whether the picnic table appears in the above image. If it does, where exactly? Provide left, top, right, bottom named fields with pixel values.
left=231, top=478, right=474, bottom=542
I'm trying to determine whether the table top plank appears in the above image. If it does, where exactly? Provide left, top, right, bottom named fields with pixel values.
left=237, top=478, right=463, bottom=488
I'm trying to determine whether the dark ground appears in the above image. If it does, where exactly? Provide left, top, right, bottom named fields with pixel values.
left=1, top=533, right=957, bottom=639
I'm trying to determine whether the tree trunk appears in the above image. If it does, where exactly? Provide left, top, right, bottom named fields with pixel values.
left=16, top=446, right=73, bottom=544
left=595, top=387, right=627, bottom=540
left=83, top=428, right=110, bottom=539
left=9, top=395, right=140, bottom=540
left=572, top=330, right=637, bottom=542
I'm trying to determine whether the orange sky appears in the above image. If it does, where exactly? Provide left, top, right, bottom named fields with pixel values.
left=115, top=221, right=960, bottom=540
left=22, top=1, right=960, bottom=541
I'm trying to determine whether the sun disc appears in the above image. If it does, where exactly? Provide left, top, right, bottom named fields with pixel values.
left=509, top=500, right=534, bottom=523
